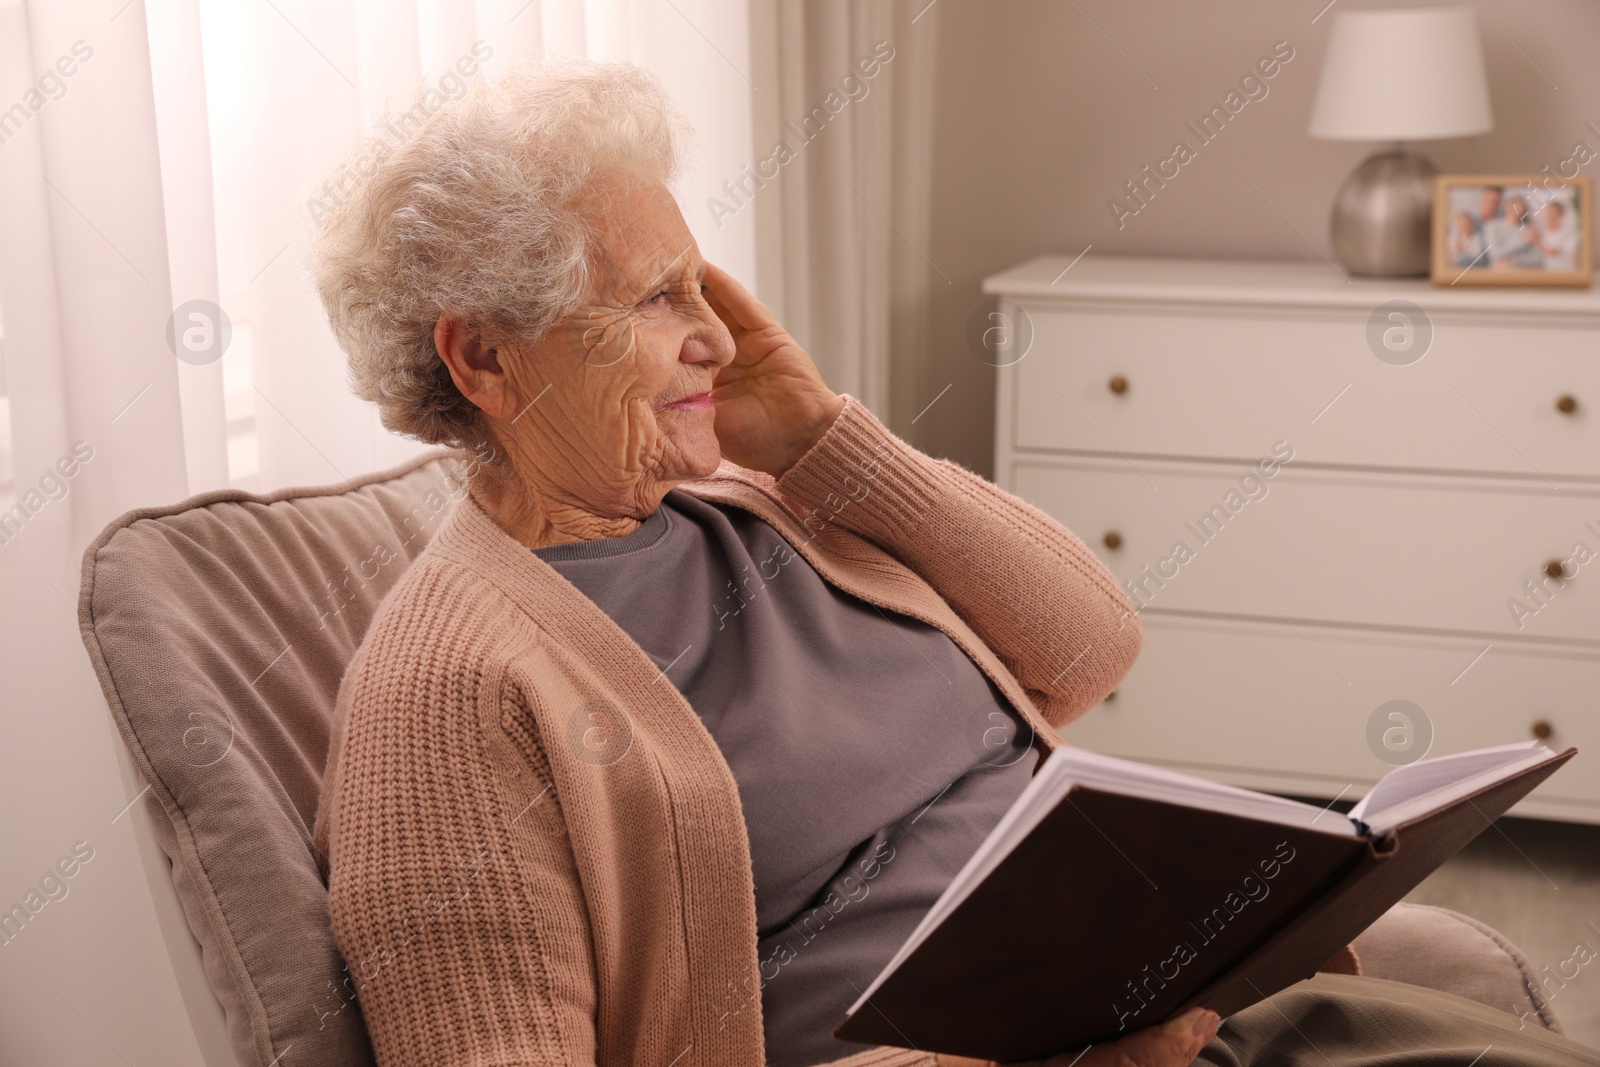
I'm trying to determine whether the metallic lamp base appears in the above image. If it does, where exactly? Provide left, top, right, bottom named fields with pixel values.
left=1330, top=149, right=1436, bottom=277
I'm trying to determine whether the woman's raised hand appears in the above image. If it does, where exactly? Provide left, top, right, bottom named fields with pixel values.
left=1017, top=1008, right=1220, bottom=1067
left=700, top=262, right=845, bottom=478
left=938, top=1007, right=1221, bottom=1067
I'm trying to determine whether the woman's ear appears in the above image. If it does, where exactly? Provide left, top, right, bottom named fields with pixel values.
left=435, top=315, right=521, bottom=420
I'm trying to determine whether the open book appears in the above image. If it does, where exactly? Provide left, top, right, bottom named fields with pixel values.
left=835, top=740, right=1576, bottom=1061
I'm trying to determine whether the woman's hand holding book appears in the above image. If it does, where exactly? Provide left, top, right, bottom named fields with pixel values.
left=935, top=1006, right=1222, bottom=1067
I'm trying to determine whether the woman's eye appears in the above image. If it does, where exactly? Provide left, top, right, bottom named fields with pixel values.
left=644, top=289, right=669, bottom=306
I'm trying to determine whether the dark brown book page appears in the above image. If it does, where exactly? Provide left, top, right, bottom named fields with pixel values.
left=835, top=791, right=1364, bottom=1062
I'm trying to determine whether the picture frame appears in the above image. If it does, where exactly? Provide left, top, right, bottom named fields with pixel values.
left=1431, top=174, right=1593, bottom=287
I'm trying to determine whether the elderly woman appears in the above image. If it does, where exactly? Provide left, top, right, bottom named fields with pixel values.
left=311, top=65, right=1596, bottom=1067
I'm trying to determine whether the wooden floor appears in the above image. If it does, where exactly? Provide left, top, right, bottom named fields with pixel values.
left=1403, top=815, right=1600, bottom=1050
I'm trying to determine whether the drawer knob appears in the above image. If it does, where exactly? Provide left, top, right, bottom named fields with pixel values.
left=1556, top=394, right=1578, bottom=414
left=1108, top=375, right=1129, bottom=395
left=1531, top=719, right=1554, bottom=740
left=1545, top=559, right=1568, bottom=580
left=1103, top=530, right=1123, bottom=550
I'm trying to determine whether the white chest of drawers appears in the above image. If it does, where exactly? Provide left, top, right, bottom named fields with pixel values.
left=983, top=255, right=1600, bottom=824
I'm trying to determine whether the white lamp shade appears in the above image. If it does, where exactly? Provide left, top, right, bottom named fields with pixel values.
left=1309, top=6, right=1493, bottom=141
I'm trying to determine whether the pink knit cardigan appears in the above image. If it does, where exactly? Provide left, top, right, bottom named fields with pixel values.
left=314, top=397, right=1143, bottom=1067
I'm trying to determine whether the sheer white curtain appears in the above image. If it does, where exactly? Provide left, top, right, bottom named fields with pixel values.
left=750, top=0, right=940, bottom=430
left=0, top=2, right=753, bottom=1062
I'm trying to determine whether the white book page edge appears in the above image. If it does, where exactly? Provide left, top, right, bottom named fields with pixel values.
left=1357, top=748, right=1554, bottom=833
left=1348, top=741, right=1548, bottom=825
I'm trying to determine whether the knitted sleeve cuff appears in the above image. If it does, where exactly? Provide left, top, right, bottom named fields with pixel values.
left=773, top=395, right=944, bottom=546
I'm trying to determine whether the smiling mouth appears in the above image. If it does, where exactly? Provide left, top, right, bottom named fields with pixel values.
left=658, top=391, right=714, bottom=411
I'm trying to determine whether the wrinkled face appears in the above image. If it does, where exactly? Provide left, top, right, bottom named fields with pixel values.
left=500, top=174, right=735, bottom=518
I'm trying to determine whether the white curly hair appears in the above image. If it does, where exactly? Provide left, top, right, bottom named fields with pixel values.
left=311, top=61, right=692, bottom=454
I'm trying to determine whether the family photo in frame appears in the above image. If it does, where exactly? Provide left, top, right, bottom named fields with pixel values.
left=1432, top=174, right=1594, bottom=286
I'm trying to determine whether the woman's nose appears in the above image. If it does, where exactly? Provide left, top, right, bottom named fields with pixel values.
left=687, top=310, right=736, bottom=369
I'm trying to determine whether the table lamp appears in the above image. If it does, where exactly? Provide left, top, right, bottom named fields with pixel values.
left=1308, top=5, right=1493, bottom=276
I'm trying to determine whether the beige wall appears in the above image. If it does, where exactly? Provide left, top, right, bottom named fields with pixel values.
left=911, top=0, right=1600, bottom=475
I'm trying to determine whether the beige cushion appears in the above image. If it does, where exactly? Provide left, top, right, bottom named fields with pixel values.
left=76, top=450, right=461, bottom=1067
left=1353, top=902, right=1563, bottom=1033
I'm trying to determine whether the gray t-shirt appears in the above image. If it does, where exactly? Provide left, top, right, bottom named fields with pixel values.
left=535, top=491, right=1036, bottom=1067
